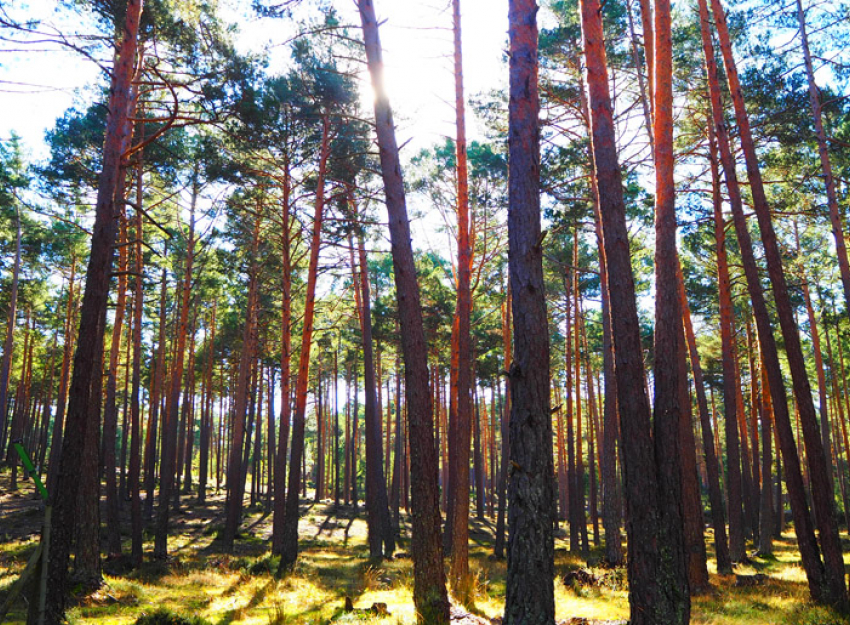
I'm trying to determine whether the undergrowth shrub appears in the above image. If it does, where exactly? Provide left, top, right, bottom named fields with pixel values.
left=133, top=608, right=212, bottom=625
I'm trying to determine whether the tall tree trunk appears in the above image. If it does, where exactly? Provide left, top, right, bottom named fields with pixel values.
left=349, top=194, right=395, bottom=557
left=278, top=116, right=330, bottom=571
left=0, top=209, right=20, bottom=454
left=581, top=0, right=674, bottom=621
left=594, top=195, right=623, bottom=567
left=154, top=177, right=197, bottom=558
left=709, top=0, right=846, bottom=607
left=678, top=241, right=731, bottom=573
left=199, top=303, right=216, bottom=504
left=104, top=211, right=129, bottom=556
left=651, top=0, right=690, bottom=614
left=494, top=285, right=511, bottom=559
left=758, top=352, right=774, bottom=555
left=448, top=0, right=475, bottom=601
left=358, top=2, right=449, bottom=620
left=47, top=255, right=76, bottom=494
left=273, top=166, right=293, bottom=554
left=33, top=1, right=143, bottom=619
left=130, top=167, right=144, bottom=567
left=698, top=0, right=828, bottom=600
left=144, top=266, right=168, bottom=519
left=223, top=215, right=262, bottom=550
left=504, top=1, right=555, bottom=622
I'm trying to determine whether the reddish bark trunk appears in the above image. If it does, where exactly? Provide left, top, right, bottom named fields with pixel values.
left=35, top=2, right=143, bottom=619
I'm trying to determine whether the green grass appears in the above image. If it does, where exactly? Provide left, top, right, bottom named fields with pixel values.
left=2, top=482, right=850, bottom=624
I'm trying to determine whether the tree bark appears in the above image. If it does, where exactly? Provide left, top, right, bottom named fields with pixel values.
left=581, top=0, right=673, bottom=621
left=651, top=0, right=690, bottom=614
left=154, top=176, right=197, bottom=557
left=278, top=116, right=330, bottom=571
left=358, top=2, right=450, bottom=620
left=504, top=1, right=555, bottom=622
left=33, top=1, right=142, bottom=619
left=709, top=0, right=846, bottom=607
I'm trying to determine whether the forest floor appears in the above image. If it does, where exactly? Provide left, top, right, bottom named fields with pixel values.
left=1, top=471, right=849, bottom=625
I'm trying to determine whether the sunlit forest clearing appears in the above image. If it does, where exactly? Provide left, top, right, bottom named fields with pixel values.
left=2, top=0, right=850, bottom=623
left=3, top=473, right=849, bottom=625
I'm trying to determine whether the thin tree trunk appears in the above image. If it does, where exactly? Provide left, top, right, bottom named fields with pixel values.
left=130, top=167, right=144, bottom=567
left=154, top=176, right=197, bottom=558
left=0, top=209, right=20, bottom=453
left=47, top=255, right=76, bottom=494
left=349, top=193, right=394, bottom=557
left=678, top=251, right=731, bottom=573
left=448, top=0, right=475, bottom=600
left=278, top=116, right=330, bottom=571
left=494, top=286, right=511, bottom=559
left=273, top=168, right=293, bottom=554
left=223, top=215, right=262, bottom=550
left=144, top=266, right=168, bottom=519
left=794, top=0, right=850, bottom=318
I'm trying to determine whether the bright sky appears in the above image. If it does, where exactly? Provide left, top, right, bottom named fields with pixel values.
left=0, top=0, right=509, bottom=160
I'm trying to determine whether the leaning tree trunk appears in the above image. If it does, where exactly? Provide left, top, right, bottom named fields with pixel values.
left=794, top=0, right=850, bottom=323
left=698, top=0, right=829, bottom=601
left=581, top=0, right=677, bottom=622
left=503, top=1, right=556, bottom=623
left=32, top=1, right=143, bottom=621
left=358, top=2, right=450, bottom=621
left=709, top=0, right=846, bottom=607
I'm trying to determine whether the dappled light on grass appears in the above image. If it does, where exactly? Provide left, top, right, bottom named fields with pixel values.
left=2, top=493, right=850, bottom=624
